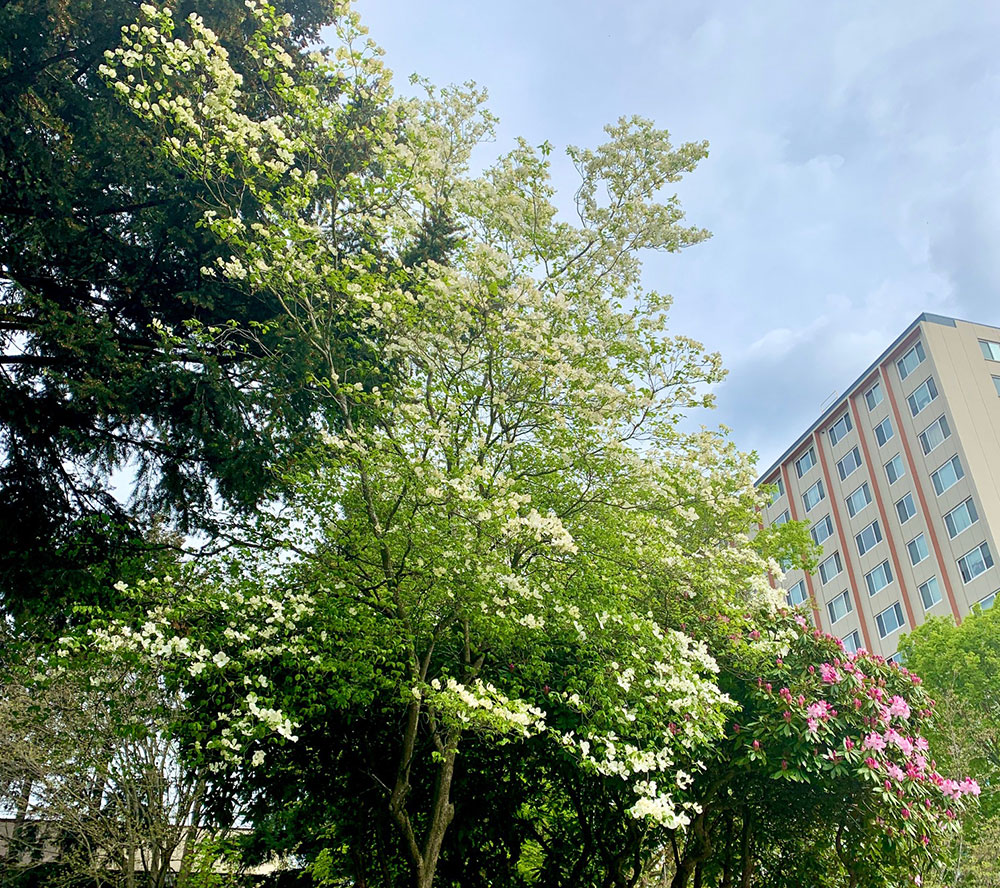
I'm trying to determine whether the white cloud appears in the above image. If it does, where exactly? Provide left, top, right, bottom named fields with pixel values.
left=350, top=0, right=1000, bottom=468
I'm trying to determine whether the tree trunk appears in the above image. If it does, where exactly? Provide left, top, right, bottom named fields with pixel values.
left=414, top=737, right=459, bottom=888
left=669, top=812, right=712, bottom=888
left=739, top=808, right=753, bottom=888
left=720, top=813, right=733, bottom=888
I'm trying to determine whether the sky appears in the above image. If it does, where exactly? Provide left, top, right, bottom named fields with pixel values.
left=347, top=0, right=1000, bottom=474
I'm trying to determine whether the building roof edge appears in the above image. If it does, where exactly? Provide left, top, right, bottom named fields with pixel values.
left=754, top=312, right=956, bottom=486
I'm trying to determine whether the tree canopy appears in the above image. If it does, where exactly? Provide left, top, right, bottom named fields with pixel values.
left=0, top=3, right=986, bottom=888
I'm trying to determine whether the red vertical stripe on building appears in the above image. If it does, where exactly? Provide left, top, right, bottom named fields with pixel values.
left=848, top=396, right=917, bottom=631
left=879, top=366, right=962, bottom=623
left=780, top=462, right=822, bottom=628
left=813, top=429, right=875, bottom=653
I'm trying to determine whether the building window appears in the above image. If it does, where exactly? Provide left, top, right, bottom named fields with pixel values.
left=773, top=509, right=791, bottom=527
left=887, top=651, right=904, bottom=665
left=827, top=590, right=852, bottom=624
left=980, top=591, right=997, bottom=611
left=885, top=454, right=905, bottom=484
left=819, top=551, right=844, bottom=585
left=993, top=376, right=1000, bottom=397
left=841, top=630, right=862, bottom=654
left=768, top=476, right=785, bottom=504
left=829, top=412, right=853, bottom=446
left=876, top=602, right=906, bottom=638
left=846, top=482, right=872, bottom=518
left=795, top=447, right=817, bottom=478
left=918, top=415, right=951, bottom=455
left=864, top=381, right=884, bottom=411
left=856, top=520, right=883, bottom=556
left=865, top=560, right=894, bottom=596
left=874, top=417, right=894, bottom=447
left=931, top=455, right=964, bottom=495
left=907, top=533, right=929, bottom=566
left=802, top=479, right=825, bottom=512
left=958, top=543, right=994, bottom=584
left=897, top=341, right=926, bottom=380
left=895, top=492, right=917, bottom=524
left=837, top=446, right=863, bottom=481
left=786, top=580, right=808, bottom=607
left=944, top=498, right=978, bottom=539
left=810, top=514, right=834, bottom=546
left=979, top=339, right=1000, bottom=361
left=918, top=576, right=942, bottom=610
left=907, top=377, right=938, bottom=417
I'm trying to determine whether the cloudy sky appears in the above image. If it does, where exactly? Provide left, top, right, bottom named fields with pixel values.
left=349, top=0, right=1000, bottom=473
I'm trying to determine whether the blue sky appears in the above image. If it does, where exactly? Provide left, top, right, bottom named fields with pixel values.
left=348, top=0, right=1000, bottom=472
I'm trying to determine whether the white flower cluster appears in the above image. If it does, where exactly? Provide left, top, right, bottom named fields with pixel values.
left=428, top=678, right=547, bottom=738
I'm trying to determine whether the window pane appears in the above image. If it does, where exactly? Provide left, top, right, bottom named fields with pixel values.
left=944, top=498, right=978, bottom=539
left=810, top=515, right=834, bottom=545
left=803, top=480, right=825, bottom=512
left=895, top=493, right=916, bottom=523
left=898, top=341, right=926, bottom=380
left=830, top=413, right=853, bottom=446
left=842, top=631, right=861, bottom=654
left=919, top=416, right=950, bottom=455
left=907, top=534, right=929, bottom=566
left=919, top=577, right=942, bottom=610
left=865, top=381, right=883, bottom=411
left=932, top=456, right=964, bottom=495
left=837, top=447, right=862, bottom=481
left=828, top=590, right=852, bottom=624
left=865, top=561, right=893, bottom=596
left=846, top=483, right=872, bottom=518
left=876, top=602, right=905, bottom=638
left=959, top=543, right=994, bottom=583
left=980, top=340, right=1000, bottom=361
left=856, top=521, right=882, bottom=556
left=795, top=448, right=816, bottom=478
left=786, top=580, right=808, bottom=606
left=819, top=552, right=843, bottom=584
left=885, top=454, right=905, bottom=484
left=908, top=377, right=938, bottom=416
left=875, top=417, right=894, bottom=447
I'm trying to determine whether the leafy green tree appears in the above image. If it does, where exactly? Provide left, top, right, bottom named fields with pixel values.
left=37, top=5, right=976, bottom=888
left=0, top=625, right=225, bottom=888
left=900, top=606, right=1000, bottom=887
left=0, top=0, right=393, bottom=627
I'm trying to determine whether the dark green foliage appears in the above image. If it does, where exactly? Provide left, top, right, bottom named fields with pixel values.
left=0, top=0, right=351, bottom=624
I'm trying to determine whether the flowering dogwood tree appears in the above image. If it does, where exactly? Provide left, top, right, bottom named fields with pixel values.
left=71, top=4, right=977, bottom=887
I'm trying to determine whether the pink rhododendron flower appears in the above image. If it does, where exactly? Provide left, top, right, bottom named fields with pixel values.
left=888, top=695, right=911, bottom=719
left=960, top=778, right=982, bottom=797
left=885, top=762, right=905, bottom=781
left=806, top=717, right=819, bottom=735
left=807, top=700, right=831, bottom=721
left=863, top=732, right=886, bottom=752
left=819, top=663, right=841, bottom=683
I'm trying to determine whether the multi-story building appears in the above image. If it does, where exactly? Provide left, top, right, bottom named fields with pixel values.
left=757, top=313, right=1000, bottom=659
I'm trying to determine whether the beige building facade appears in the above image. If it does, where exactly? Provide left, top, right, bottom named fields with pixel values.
left=758, top=313, right=1000, bottom=659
